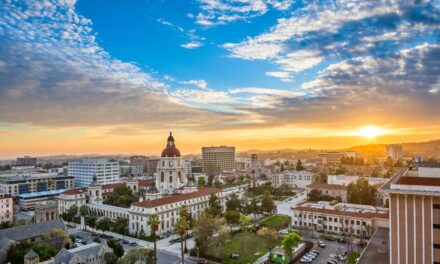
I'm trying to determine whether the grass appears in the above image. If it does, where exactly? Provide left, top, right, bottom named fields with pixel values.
left=348, top=251, right=360, bottom=264
left=205, top=232, right=277, bottom=264
left=260, top=215, right=291, bottom=230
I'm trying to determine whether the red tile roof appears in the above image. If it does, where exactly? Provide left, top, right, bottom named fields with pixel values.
left=62, top=188, right=86, bottom=195
left=293, top=205, right=389, bottom=219
left=397, top=176, right=440, bottom=186
left=132, top=187, right=222, bottom=208
left=137, top=179, right=153, bottom=186
left=306, top=182, right=347, bottom=191
left=102, top=182, right=126, bottom=190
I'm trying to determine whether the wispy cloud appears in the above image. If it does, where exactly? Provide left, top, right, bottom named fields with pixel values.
left=180, top=41, right=204, bottom=49
left=179, top=79, right=208, bottom=89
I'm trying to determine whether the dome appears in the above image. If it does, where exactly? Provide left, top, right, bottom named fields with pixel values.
left=161, top=132, right=181, bottom=157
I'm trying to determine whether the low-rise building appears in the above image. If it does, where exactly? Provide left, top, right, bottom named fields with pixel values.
left=87, top=203, right=129, bottom=220
left=35, top=200, right=59, bottom=223
left=327, top=175, right=387, bottom=186
left=317, top=152, right=357, bottom=165
left=16, top=189, right=66, bottom=211
left=43, top=242, right=113, bottom=264
left=272, top=170, right=314, bottom=188
left=129, top=187, right=224, bottom=236
left=57, top=188, right=87, bottom=214
left=0, top=173, right=74, bottom=195
left=306, top=182, right=348, bottom=202
left=0, top=194, right=13, bottom=225
left=292, top=201, right=389, bottom=236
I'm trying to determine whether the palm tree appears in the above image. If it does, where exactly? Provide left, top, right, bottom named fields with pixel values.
left=179, top=205, right=192, bottom=252
left=175, top=216, right=188, bottom=264
left=148, top=214, right=160, bottom=261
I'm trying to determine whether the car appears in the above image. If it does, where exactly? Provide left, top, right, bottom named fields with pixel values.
left=75, top=239, right=82, bottom=243
left=122, top=240, right=129, bottom=244
left=278, top=230, right=289, bottom=236
left=300, top=256, right=313, bottom=263
left=338, top=254, right=347, bottom=261
left=130, top=241, right=138, bottom=246
left=81, top=241, right=89, bottom=245
left=308, top=252, right=318, bottom=257
left=310, top=233, right=319, bottom=239
left=75, top=235, right=83, bottom=239
left=306, top=253, right=316, bottom=260
left=230, top=253, right=240, bottom=259
left=318, top=241, right=326, bottom=248
left=338, top=237, right=347, bottom=243
left=327, top=260, right=337, bottom=264
left=310, top=250, right=320, bottom=255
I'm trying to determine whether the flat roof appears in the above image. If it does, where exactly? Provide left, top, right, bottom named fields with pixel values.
left=358, top=227, right=389, bottom=264
left=15, top=189, right=65, bottom=199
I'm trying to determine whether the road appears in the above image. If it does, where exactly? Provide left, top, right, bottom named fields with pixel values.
left=276, top=190, right=307, bottom=221
left=67, top=227, right=197, bottom=264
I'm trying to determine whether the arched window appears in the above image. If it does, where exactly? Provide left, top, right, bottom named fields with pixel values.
left=161, top=172, right=164, bottom=182
left=178, top=171, right=181, bottom=180
left=162, top=161, right=165, bottom=166
left=169, top=176, right=173, bottom=183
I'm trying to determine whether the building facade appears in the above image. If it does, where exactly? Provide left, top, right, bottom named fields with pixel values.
left=202, top=146, right=235, bottom=173
left=0, top=194, right=13, bottom=225
left=317, top=152, right=357, bottom=165
left=272, top=171, right=314, bottom=188
left=306, top=182, right=348, bottom=202
left=68, top=158, right=120, bottom=187
left=16, top=156, right=37, bottom=167
left=34, top=200, right=59, bottom=223
left=381, top=168, right=440, bottom=264
left=0, top=173, right=74, bottom=195
left=16, top=190, right=66, bottom=211
left=57, top=188, right=87, bottom=214
left=386, top=144, right=403, bottom=162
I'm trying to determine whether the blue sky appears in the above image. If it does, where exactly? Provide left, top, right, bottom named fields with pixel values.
left=0, top=0, right=439, bottom=156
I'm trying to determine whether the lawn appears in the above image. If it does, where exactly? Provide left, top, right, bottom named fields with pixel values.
left=260, top=215, right=291, bottom=230
left=348, top=251, right=360, bottom=264
left=205, top=232, right=277, bottom=264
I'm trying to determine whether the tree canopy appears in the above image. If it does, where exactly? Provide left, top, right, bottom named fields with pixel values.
left=104, top=185, right=137, bottom=208
left=107, top=239, right=124, bottom=258
left=347, top=177, right=377, bottom=205
left=282, top=233, right=302, bottom=260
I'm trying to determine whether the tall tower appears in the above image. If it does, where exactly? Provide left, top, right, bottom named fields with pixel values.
left=156, top=132, right=187, bottom=194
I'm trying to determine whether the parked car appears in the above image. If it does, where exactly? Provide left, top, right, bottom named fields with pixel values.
left=75, top=239, right=83, bottom=243
left=122, top=240, right=129, bottom=244
left=318, top=241, right=326, bottom=248
left=323, top=235, right=336, bottom=241
left=130, top=241, right=138, bottom=246
left=327, top=260, right=337, bottom=264
left=300, top=256, right=313, bottom=263
left=230, top=253, right=240, bottom=259
left=310, top=233, right=319, bottom=239
left=310, top=250, right=320, bottom=255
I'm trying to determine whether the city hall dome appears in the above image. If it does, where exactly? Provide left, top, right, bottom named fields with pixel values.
left=161, top=132, right=181, bottom=157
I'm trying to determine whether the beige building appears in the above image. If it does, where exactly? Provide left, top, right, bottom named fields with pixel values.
left=202, top=146, right=235, bottom=172
left=0, top=194, right=13, bottom=225
left=381, top=168, right=440, bottom=264
left=306, top=182, right=348, bottom=202
left=317, top=152, right=357, bottom=165
left=272, top=170, right=314, bottom=189
left=386, top=144, right=403, bottom=162
left=57, top=188, right=87, bottom=214
left=35, top=200, right=58, bottom=223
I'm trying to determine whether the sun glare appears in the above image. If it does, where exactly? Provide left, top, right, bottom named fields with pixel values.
left=358, top=125, right=386, bottom=138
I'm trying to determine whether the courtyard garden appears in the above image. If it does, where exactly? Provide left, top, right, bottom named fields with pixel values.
left=260, top=215, right=291, bottom=230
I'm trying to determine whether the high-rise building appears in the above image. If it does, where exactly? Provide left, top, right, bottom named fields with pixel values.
left=146, top=158, right=160, bottom=176
left=183, top=160, right=192, bottom=178
left=251, top=153, right=258, bottom=168
left=386, top=144, right=403, bottom=162
left=202, top=146, right=235, bottom=173
left=68, top=158, right=120, bottom=187
left=380, top=168, right=440, bottom=264
left=16, top=156, right=37, bottom=167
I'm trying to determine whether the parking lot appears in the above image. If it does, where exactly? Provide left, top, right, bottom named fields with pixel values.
left=295, top=237, right=361, bottom=264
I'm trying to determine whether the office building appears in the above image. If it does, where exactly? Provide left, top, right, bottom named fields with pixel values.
left=380, top=168, right=440, bottom=264
left=15, top=189, right=65, bottom=210
left=183, top=160, right=192, bottom=178
left=0, top=194, right=13, bottom=225
left=235, top=158, right=251, bottom=172
left=68, top=158, right=120, bottom=187
left=317, top=152, right=357, bottom=165
left=16, top=156, right=37, bottom=167
left=146, top=158, right=160, bottom=176
left=202, top=146, right=235, bottom=173
left=272, top=170, right=314, bottom=188
left=0, top=173, right=74, bottom=195
left=386, top=144, right=403, bottom=162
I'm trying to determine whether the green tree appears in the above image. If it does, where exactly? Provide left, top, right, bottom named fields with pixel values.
left=175, top=217, right=188, bottom=264
left=198, top=176, right=206, bottom=186
left=6, top=242, right=57, bottom=264
left=296, top=160, right=304, bottom=171
left=308, top=189, right=321, bottom=201
left=193, top=213, right=225, bottom=255
left=61, top=204, right=78, bottom=222
left=104, top=185, right=137, bottom=208
left=86, top=214, right=97, bottom=228
left=96, top=217, right=112, bottom=234
left=205, top=164, right=219, bottom=187
left=107, top=239, right=124, bottom=258
left=261, top=193, right=276, bottom=215
left=179, top=205, right=192, bottom=252
left=79, top=204, right=88, bottom=216
left=148, top=214, right=160, bottom=261
left=117, top=248, right=155, bottom=264
left=224, top=210, right=240, bottom=232
left=206, top=193, right=222, bottom=217
left=226, top=193, right=241, bottom=211
left=282, top=233, right=302, bottom=263
left=347, top=177, right=377, bottom=205
left=112, top=218, right=129, bottom=238
left=257, top=227, right=278, bottom=260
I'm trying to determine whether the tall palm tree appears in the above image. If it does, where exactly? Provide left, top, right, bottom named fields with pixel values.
left=179, top=205, right=192, bottom=252
left=175, top=216, right=188, bottom=264
left=148, top=214, right=160, bottom=261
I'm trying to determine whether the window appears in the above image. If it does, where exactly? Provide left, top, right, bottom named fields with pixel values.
left=434, top=224, right=440, bottom=229
left=161, top=172, right=164, bottom=182
left=434, top=243, right=440, bottom=249
left=434, top=204, right=440, bottom=209
left=169, top=176, right=173, bottom=183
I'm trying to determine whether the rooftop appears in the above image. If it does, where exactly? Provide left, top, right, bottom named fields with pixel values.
left=132, top=187, right=221, bottom=208
left=15, top=189, right=66, bottom=199
left=0, top=219, right=66, bottom=241
left=61, top=188, right=86, bottom=195
left=381, top=168, right=440, bottom=196
left=294, top=201, right=388, bottom=219
left=358, top=227, right=390, bottom=264
left=306, top=182, right=347, bottom=191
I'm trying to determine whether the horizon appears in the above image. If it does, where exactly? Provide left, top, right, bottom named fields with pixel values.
left=1, top=1, right=439, bottom=159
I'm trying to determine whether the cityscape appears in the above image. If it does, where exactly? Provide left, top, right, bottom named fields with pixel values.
left=0, top=1, right=439, bottom=264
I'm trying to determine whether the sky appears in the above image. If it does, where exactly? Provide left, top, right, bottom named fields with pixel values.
left=0, top=0, right=439, bottom=158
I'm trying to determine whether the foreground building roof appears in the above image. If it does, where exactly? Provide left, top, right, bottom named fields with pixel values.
left=0, top=219, right=66, bottom=241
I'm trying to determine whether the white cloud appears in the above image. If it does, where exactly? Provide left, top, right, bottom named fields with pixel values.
left=223, top=41, right=283, bottom=60
left=275, top=50, right=324, bottom=73
left=180, top=80, right=208, bottom=89
left=181, top=41, right=204, bottom=49
left=265, top=71, right=292, bottom=82
left=172, top=89, right=236, bottom=104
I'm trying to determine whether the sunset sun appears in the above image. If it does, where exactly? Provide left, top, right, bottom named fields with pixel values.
left=358, top=125, right=386, bottom=139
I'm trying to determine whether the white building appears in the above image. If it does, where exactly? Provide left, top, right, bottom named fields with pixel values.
left=0, top=194, right=13, bottom=225
left=129, top=187, right=224, bottom=236
left=292, top=201, right=389, bottom=236
left=57, top=188, right=87, bottom=214
left=0, top=173, right=74, bottom=195
left=327, top=175, right=387, bottom=187
left=68, top=158, right=120, bottom=187
left=183, top=160, right=192, bottom=178
left=271, top=170, right=314, bottom=188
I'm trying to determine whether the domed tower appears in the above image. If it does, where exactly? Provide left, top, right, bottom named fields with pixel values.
left=156, top=132, right=187, bottom=194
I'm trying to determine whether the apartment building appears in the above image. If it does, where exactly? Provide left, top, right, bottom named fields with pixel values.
left=0, top=173, right=74, bottom=195
left=0, top=194, right=13, bottom=225
left=68, top=158, right=120, bottom=187
left=381, top=168, right=440, bottom=264
left=202, top=146, right=235, bottom=173
left=272, top=170, right=314, bottom=188
left=292, top=201, right=389, bottom=236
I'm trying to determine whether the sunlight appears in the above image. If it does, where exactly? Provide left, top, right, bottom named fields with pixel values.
left=358, top=125, right=386, bottom=139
